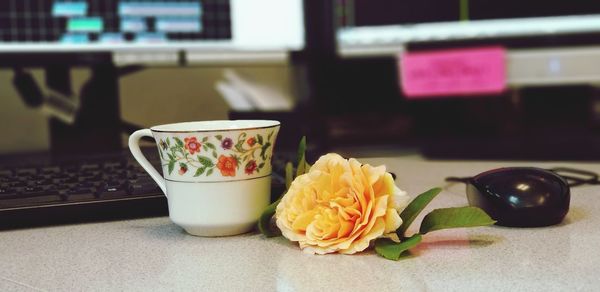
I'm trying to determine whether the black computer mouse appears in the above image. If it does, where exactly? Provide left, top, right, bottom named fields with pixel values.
left=466, top=167, right=570, bottom=227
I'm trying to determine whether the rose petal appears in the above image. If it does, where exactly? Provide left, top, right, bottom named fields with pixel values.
left=384, top=208, right=402, bottom=234
left=292, top=209, right=318, bottom=231
left=341, top=218, right=386, bottom=254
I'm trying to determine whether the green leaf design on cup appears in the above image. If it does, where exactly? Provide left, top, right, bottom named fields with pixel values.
left=157, top=130, right=276, bottom=178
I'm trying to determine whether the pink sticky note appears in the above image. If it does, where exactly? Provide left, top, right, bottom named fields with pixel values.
left=399, top=46, right=507, bottom=99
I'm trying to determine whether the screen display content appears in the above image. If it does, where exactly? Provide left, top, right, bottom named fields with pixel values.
left=0, top=0, right=304, bottom=52
left=339, top=0, right=600, bottom=27
left=0, top=0, right=231, bottom=45
left=337, top=0, right=600, bottom=47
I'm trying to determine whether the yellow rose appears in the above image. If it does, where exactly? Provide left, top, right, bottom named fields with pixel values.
left=275, top=153, right=410, bottom=255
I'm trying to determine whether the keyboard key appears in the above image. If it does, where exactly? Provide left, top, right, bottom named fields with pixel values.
left=81, top=163, right=100, bottom=170
left=22, top=186, right=46, bottom=196
left=79, top=170, right=99, bottom=177
left=68, top=187, right=94, bottom=196
left=9, top=181, right=26, bottom=188
left=63, top=177, right=78, bottom=184
left=33, top=179, right=53, bottom=186
left=61, top=165, right=80, bottom=173
left=102, top=162, right=122, bottom=169
left=65, top=192, right=96, bottom=202
left=128, top=183, right=160, bottom=196
left=128, top=177, right=154, bottom=185
left=16, top=168, right=37, bottom=176
left=0, top=188, right=17, bottom=198
left=0, top=170, right=13, bottom=177
left=102, top=180, right=123, bottom=188
left=97, top=188, right=128, bottom=199
left=40, top=166, right=60, bottom=174
left=28, top=175, right=46, bottom=181
left=76, top=182, right=94, bottom=189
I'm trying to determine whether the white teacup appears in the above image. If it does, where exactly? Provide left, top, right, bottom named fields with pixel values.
left=128, top=120, right=280, bottom=236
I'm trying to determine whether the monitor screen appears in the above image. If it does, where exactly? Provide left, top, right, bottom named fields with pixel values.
left=0, top=0, right=304, bottom=53
left=337, top=0, right=600, bottom=54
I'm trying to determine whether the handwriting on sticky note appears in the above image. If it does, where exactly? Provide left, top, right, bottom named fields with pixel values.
left=400, top=47, right=506, bottom=98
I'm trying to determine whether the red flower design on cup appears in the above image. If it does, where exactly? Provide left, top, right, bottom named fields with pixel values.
left=178, top=164, right=188, bottom=175
left=245, top=160, right=257, bottom=175
left=184, top=137, right=201, bottom=155
left=217, top=155, right=237, bottom=177
left=247, top=137, right=256, bottom=147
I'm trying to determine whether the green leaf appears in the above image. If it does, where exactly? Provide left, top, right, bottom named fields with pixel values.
left=258, top=197, right=282, bottom=237
left=296, top=136, right=306, bottom=167
left=158, top=148, right=164, bottom=160
left=375, top=234, right=422, bottom=261
left=166, top=138, right=171, bottom=146
left=167, top=153, right=175, bottom=161
left=215, top=135, right=223, bottom=141
left=397, top=188, right=442, bottom=238
left=206, top=142, right=216, bottom=149
left=202, top=144, right=208, bottom=151
left=179, top=162, right=187, bottom=169
left=419, top=207, right=496, bottom=234
left=285, top=162, right=293, bottom=189
left=174, top=137, right=184, bottom=147
left=212, top=151, right=217, bottom=158
left=202, top=136, right=208, bottom=143
left=295, top=136, right=310, bottom=177
left=197, top=155, right=214, bottom=167
left=168, top=160, right=175, bottom=175
left=258, top=162, right=265, bottom=169
left=257, top=134, right=264, bottom=145
left=260, top=142, right=271, bottom=160
left=267, top=131, right=274, bottom=141
left=207, top=168, right=213, bottom=176
left=194, top=167, right=206, bottom=177
left=235, top=140, right=244, bottom=152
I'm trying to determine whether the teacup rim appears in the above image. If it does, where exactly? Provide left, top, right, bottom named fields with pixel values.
left=150, top=120, right=280, bottom=133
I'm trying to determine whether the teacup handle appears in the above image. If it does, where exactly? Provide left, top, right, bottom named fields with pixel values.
left=128, top=129, right=167, bottom=196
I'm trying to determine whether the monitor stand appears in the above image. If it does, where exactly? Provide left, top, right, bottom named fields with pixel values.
left=46, top=63, right=122, bottom=155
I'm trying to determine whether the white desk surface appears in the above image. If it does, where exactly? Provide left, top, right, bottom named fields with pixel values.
left=1, top=155, right=599, bottom=292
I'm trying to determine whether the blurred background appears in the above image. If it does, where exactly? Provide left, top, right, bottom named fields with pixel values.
left=2, top=0, right=600, bottom=226
left=2, top=0, right=600, bottom=160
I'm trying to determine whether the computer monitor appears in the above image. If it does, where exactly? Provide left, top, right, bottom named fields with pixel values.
left=0, top=0, right=305, bottom=64
left=337, top=0, right=600, bottom=55
left=304, top=1, right=600, bottom=159
left=0, top=0, right=304, bottom=51
left=0, top=0, right=305, bottom=154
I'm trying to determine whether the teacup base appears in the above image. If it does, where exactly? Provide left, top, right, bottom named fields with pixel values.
left=166, top=175, right=271, bottom=237
left=182, top=222, right=255, bottom=237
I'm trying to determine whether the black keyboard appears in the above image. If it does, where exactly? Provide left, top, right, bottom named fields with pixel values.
left=0, top=148, right=288, bottom=229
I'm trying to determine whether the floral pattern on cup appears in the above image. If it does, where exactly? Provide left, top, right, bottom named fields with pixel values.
left=157, top=130, right=275, bottom=178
